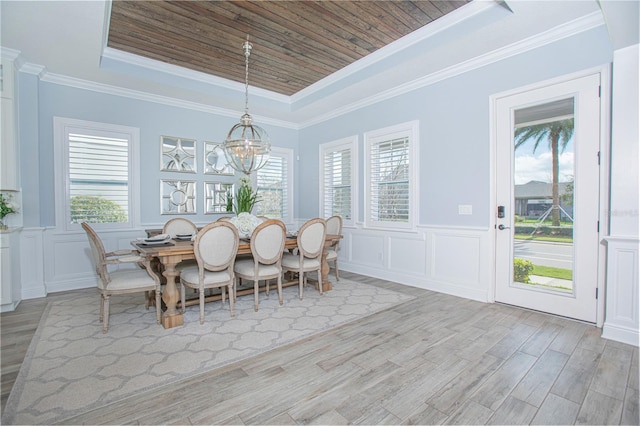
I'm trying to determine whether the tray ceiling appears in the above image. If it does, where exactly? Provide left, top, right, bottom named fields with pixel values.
left=107, top=0, right=471, bottom=96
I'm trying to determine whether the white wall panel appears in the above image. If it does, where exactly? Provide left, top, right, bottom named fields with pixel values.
left=602, top=237, right=639, bottom=346
left=350, top=233, right=384, bottom=267
left=388, top=236, right=426, bottom=275
left=430, top=231, right=481, bottom=285
left=342, top=225, right=490, bottom=302
left=19, top=228, right=45, bottom=300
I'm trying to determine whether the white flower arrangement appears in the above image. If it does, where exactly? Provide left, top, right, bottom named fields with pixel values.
left=229, top=212, right=262, bottom=238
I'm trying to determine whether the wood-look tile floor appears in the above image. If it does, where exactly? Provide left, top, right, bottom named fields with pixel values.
left=1, top=272, right=638, bottom=425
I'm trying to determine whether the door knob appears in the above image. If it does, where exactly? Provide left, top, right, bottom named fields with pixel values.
left=498, top=224, right=510, bottom=230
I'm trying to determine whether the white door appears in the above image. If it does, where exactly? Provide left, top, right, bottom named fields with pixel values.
left=494, top=73, right=601, bottom=323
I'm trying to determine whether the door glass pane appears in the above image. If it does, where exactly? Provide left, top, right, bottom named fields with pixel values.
left=513, top=98, right=574, bottom=294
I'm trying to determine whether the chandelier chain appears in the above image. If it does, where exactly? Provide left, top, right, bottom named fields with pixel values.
left=243, top=37, right=252, bottom=115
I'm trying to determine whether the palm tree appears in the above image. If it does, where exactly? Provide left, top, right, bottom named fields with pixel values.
left=515, top=118, right=574, bottom=226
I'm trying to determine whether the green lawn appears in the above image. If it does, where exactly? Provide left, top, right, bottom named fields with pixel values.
left=531, top=264, right=573, bottom=280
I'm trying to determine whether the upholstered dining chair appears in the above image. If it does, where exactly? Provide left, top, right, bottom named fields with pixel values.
left=179, top=221, right=239, bottom=324
left=325, top=215, right=343, bottom=281
left=281, top=217, right=327, bottom=300
left=163, top=217, right=198, bottom=238
left=162, top=217, right=198, bottom=275
left=82, top=222, right=162, bottom=333
left=234, top=219, right=287, bottom=311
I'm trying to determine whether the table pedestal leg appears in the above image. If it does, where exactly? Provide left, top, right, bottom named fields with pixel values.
left=319, top=247, right=333, bottom=292
left=161, top=255, right=184, bottom=328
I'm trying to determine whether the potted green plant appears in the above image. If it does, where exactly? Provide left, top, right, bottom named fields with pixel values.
left=0, top=193, right=18, bottom=230
left=233, top=176, right=260, bottom=214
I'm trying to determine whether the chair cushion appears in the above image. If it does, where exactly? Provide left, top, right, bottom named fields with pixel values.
left=180, top=266, right=233, bottom=288
left=100, top=269, right=157, bottom=291
left=325, top=249, right=337, bottom=261
left=281, top=253, right=321, bottom=270
left=175, top=259, right=197, bottom=272
left=234, top=259, right=280, bottom=277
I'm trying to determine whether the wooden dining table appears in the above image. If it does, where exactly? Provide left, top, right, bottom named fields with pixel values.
left=133, top=233, right=342, bottom=329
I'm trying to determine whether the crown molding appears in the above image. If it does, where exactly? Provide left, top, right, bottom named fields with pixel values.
left=291, top=0, right=501, bottom=102
left=100, top=47, right=290, bottom=104
left=39, top=71, right=298, bottom=129
left=298, top=10, right=605, bottom=128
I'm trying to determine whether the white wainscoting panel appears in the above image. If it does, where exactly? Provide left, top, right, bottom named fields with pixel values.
left=388, top=235, right=427, bottom=275
left=428, top=229, right=488, bottom=301
left=342, top=225, right=490, bottom=302
left=350, top=233, right=385, bottom=267
left=602, top=237, right=639, bottom=346
left=19, top=228, right=46, bottom=300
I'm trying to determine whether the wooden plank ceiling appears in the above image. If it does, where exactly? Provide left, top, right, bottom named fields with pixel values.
left=108, top=1, right=471, bottom=96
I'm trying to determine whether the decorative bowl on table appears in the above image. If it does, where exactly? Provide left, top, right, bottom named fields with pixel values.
left=229, top=212, right=263, bottom=239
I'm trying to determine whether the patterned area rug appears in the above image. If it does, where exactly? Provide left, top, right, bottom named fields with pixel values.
left=2, top=279, right=413, bottom=425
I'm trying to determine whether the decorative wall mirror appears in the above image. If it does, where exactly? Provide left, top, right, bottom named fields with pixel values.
left=204, top=142, right=234, bottom=175
left=204, top=182, right=234, bottom=214
left=161, top=136, right=196, bottom=173
left=161, top=180, right=196, bottom=214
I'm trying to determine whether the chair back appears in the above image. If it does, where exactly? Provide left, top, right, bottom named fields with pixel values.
left=81, top=222, right=109, bottom=284
left=297, top=218, right=326, bottom=259
left=326, top=215, right=343, bottom=236
left=163, top=217, right=198, bottom=237
left=251, top=219, right=286, bottom=265
left=194, top=221, right=239, bottom=272
left=217, top=216, right=232, bottom=222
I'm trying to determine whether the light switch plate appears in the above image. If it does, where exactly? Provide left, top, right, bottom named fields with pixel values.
left=458, top=204, right=472, bottom=215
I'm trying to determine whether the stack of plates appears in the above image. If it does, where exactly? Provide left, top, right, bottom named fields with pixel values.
left=136, top=234, right=171, bottom=246
left=175, top=234, right=194, bottom=241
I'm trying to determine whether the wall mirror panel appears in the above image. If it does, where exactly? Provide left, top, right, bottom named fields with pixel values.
left=161, top=180, right=196, bottom=214
left=161, top=136, right=196, bottom=173
left=204, top=142, right=234, bottom=175
left=204, top=182, right=234, bottom=214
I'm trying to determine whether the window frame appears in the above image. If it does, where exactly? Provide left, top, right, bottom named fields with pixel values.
left=364, top=120, right=419, bottom=231
left=54, top=117, right=140, bottom=231
left=319, top=136, right=358, bottom=226
left=253, top=146, right=294, bottom=225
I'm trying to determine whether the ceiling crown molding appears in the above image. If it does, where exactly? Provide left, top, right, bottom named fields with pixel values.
left=100, top=47, right=290, bottom=104
left=39, top=71, right=298, bottom=129
left=291, top=0, right=501, bottom=103
left=298, top=10, right=606, bottom=128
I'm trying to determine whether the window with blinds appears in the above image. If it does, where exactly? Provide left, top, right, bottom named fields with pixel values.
left=68, top=132, right=130, bottom=224
left=255, top=149, right=292, bottom=220
left=370, top=137, right=409, bottom=222
left=365, top=121, right=418, bottom=229
left=54, top=117, right=138, bottom=230
left=321, top=138, right=355, bottom=222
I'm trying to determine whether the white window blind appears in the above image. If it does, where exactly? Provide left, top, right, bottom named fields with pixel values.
left=365, top=121, right=418, bottom=230
left=256, top=154, right=287, bottom=219
left=68, top=132, right=130, bottom=224
left=370, top=136, right=409, bottom=222
left=322, top=146, right=352, bottom=221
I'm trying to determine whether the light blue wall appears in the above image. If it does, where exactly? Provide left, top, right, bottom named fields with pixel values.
left=19, top=26, right=612, bottom=230
left=17, top=72, right=41, bottom=227
left=24, top=83, right=297, bottom=227
left=298, top=26, right=613, bottom=227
